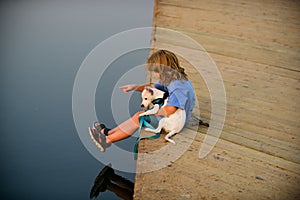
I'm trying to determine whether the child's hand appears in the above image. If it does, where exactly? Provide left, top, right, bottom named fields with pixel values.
left=119, top=84, right=137, bottom=93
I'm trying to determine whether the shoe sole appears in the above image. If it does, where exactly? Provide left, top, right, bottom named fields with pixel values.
left=88, top=127, right=105, bottom=152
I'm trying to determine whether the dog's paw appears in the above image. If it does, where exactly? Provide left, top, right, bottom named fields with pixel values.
left=165, top=137, right=176, bottom=144
left=144, top=128, right=154, bottom=132
left=139, top=113, right=146, bottom=117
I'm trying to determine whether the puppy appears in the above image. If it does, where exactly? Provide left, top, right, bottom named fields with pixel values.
left=139, top=87, right=186, bottom=144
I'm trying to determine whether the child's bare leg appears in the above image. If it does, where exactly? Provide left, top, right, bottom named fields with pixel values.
left=105, top=111, right=142, bottom=143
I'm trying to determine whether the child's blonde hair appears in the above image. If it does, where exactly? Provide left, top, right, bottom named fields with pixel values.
left=147, top=49, right=188, bottom=85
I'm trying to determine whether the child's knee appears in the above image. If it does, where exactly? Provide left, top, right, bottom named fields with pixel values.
left=133, top=111, right=143, bottom=118
left=132, top=111, right=143, bottom=125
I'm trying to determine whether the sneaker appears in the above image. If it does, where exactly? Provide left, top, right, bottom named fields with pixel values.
left=93, top=122, right=110, bottom=136
left=88, top=127, right=107, bottom=152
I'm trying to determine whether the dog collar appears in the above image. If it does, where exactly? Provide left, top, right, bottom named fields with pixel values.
left=151, top=90, right=169, bottom=108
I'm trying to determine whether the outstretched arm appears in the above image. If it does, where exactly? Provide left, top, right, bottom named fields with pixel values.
left=119, top=83, right=154, bottom=93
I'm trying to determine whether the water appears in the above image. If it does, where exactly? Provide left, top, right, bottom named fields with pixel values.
left=0, top=1, right=154, bottom=199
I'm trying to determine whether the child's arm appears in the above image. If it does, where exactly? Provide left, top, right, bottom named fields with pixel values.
left=135, top=83, right=155, bottom=92
left=120, top=83, right=154, bottom=93
left=156, top=106, right=178, bottom=117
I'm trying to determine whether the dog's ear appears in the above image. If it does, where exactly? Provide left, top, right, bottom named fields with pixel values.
left=145, top=87, right=154, bottom=95
left=148, top=88, right=154, bottom=95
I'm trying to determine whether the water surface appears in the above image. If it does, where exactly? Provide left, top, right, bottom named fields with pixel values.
left=0, top=1, right=153, bottom=199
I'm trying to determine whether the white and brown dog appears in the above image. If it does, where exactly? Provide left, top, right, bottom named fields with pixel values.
left=139, top=87, right=186, bottom=144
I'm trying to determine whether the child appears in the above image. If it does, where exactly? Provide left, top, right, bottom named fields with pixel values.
left=89, top=49, right=195, bottom=152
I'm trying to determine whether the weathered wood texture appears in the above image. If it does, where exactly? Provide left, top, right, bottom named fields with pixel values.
left=134, top=0, right=300, bottom=199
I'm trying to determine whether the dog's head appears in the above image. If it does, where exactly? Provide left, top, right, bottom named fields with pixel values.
left=141, top=87, right=168, bottom=110
left=141, top=87, right=154, bottom=109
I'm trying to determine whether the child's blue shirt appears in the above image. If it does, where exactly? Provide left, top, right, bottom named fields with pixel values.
left=154, top=79, right=195, bottom=123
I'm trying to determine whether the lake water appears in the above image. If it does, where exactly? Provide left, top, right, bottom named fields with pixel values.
left=0, top=1, right=154, bottom=199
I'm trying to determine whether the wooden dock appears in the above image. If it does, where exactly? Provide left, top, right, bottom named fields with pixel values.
left=134, top=0, right=300, bottom=199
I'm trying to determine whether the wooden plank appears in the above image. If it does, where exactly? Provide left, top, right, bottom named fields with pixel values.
left=134, top=129, right=300, bottom=199
left=134, top=0, right=300, bottom=199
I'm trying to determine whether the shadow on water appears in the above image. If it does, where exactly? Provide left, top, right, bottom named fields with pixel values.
left=90, top=164, right=134, bottom=200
